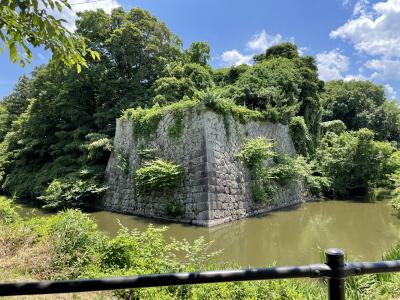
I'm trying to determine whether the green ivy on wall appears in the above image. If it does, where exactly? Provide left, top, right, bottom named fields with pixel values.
left=116, top=147, right=130, bottom=175
left=135, top=159, right=183, bottom=196
left=236, top=137, right=304, bottom=203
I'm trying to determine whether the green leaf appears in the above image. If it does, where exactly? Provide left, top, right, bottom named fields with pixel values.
left=55, top=1, right=63, bottom=12
left=76, top=64, right=82, bottom=73
left=9, top=42, right=18, bottom=63
left=48, top=0, right=55, bottom=9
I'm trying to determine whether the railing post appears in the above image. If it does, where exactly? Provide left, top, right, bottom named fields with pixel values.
left=325, top=248, right=346, bottom=300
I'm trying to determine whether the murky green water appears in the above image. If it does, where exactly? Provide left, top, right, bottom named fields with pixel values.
left=19, top=200, right=400, bottom=267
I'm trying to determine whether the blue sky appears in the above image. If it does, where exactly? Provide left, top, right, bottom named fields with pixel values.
left=1, top=0, right=400, bottom=99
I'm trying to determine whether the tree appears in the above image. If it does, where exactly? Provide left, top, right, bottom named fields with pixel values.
left=223, top=43, right=323, bottom=145
left=0, top=75, right=33, bottom=140
left=185, top=42, right=210, bottom=66
left=152, top=63, right=214, bottom=105
left=213, top=64, right=250, bottom=86
left=0, top=0, right=99, bottom=70
left=254, top=42, right=300, bottom=62
left=0, top=7, right=184, bottom=205
left=321, top=80, right=385, bottom=131
left=371, top=101, right=400, bottom=142
left=322, top=80, right=400, bottom=142
left=316, top=128, right=396, bottom=197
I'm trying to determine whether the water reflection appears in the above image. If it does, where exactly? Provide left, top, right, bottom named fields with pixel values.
left=19, top=200, right=400, bottom=267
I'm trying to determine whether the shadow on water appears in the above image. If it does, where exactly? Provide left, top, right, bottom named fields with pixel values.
left=17, top=199, right=400, bottom=267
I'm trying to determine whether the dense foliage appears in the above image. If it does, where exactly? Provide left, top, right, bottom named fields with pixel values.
left=216, top=43, right=323, bottom=149
left=316, top=128, right=399, bottom=197
left=236, top=138, right=309, bottom=203
left=1, top=6, right=400, bottom=209
left=321, top=80, right=400, bottom=142
left=135, top=159, right=183, bottom=195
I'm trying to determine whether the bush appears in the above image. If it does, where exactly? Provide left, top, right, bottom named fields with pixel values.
left=235, top=137, right=275, bottom=168
left=391, top=195, right=400, bottom=213
left=165, top=199, right=183, bottom=217
left=320, top=120, right=346, bottom=135
left=135, top=159, right=183, bottom=195
left=268, top=154, right=302, bottom=185
left=390, top=171, right=400, bottom=213
left=39, top=170, right=108, bottom=209
left=316, top=128, right=396, bottom=197
left=0, top=196, right=20, bottom=224
left=236, top=138, right=314, bottom=202
left=293, top=157, right=331, bottom=197
left=200, top=90, right=264, bottom=123
left=47, top=209, right=105, bottom=279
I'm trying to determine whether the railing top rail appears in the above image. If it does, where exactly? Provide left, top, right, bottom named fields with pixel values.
left=2, top=256, right=400, bottom=297
left=0, top=264, right=329, bottom=296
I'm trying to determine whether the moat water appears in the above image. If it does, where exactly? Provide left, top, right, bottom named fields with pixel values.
left=19, top=200, right=400, bottom=267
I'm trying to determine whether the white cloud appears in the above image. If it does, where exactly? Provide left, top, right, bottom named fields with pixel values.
left=51, top=0, right=120, bottom=31
left=246, top=30, right=283, bottom=53
left=298, top=47, right=308, bottom=56
left=353, top=0, right=370, bottom=16
left=365, top=58, right=400, bottom=80
left=384, top=83, right=397, bottom=99
left=330, top=0, right=400, bottom=58
left=221, top=50, right=252, bottom=66
left=316, top=49, right=349, bottom=81
left=220, top=30, right=291, bottom=66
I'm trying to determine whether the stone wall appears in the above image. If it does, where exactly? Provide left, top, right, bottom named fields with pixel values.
left=102, top=108, right=309, bottom=226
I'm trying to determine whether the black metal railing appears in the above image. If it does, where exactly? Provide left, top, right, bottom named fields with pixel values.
left=2, top=248, right=400, bottom=299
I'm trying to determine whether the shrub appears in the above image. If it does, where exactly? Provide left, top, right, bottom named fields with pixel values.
left=167, top=110, right=185, bottom=140
left=235, top=137, right=275, bottom=168
left=135, top=159, right=183, bottom=195
left=100, top=225, right=177, bottom=275
left=0, top=196, right=20, bottom=224
left=390, top=171, right=400, bottom=213
left=320, top=120, right=346, bottom=135
left=47, top=209, right=105, bottom=279
left=293, top=157, right=331, bottom=197
left=165, top=199, right=183, bottom=217
left=316, top=128, right=396, bottom=197
left=236, top=138, right=312, bottom=203
left=268, top=154, right=302, bottom=185
left=137, top=148, right=158, bottom=162
left=39, top=170, right=108, bottom=209
left=82, top=133, right=113, bottom=162
left=200, top=90, right=264, bottom=122
left=391, top=195, right=400, bottom=213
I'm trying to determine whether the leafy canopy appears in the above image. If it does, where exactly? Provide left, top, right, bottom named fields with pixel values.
left=0, top=0, right=99, bottom=70
left=316, top=128, right=397, bottom=197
